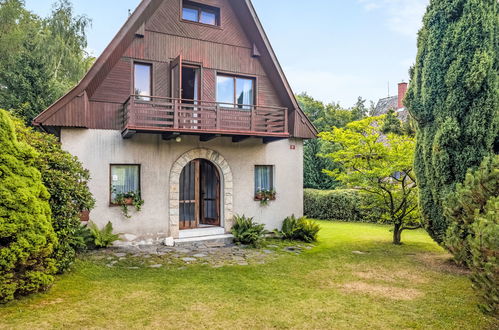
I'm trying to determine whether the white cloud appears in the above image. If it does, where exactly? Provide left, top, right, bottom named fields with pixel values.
left=358, top=0, right=428, bottom=37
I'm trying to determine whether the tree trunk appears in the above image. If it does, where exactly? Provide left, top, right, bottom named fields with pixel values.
left=393, top=224, right=402, bottom=245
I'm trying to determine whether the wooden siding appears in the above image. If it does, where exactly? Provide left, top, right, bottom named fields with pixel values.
left=154, top=61, right=169, bottom=97
left=44, top=92, right=88, bottom=127
left=91, top=59, right=132, bottom=103
left=147, top=0, right=251, bottom=49
left=34, top=0, right=317, bottom=138
left=88, top=0, right=286, bottom=130
left=88, top=101, right=122, bottom=129
left=202, top=69, right=216, bottom=102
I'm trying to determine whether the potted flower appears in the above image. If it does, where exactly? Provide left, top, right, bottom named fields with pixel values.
left=255, top=189, right=276, bottom=206
left=113, top=189, right=144, bottom=218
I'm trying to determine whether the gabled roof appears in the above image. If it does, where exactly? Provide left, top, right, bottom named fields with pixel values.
left=33, top=0, right=317, bottom=139
left=373, top=96, right=398, bottom=116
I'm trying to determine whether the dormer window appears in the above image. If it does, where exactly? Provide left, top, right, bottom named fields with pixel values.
left=182, top=1, right=220, bottom=26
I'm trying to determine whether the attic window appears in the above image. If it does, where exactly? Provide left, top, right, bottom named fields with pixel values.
left=182, top=1, right=220, bottom=26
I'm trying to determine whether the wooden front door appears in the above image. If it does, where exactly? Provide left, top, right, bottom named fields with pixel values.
left=179, top=159, right=220, bottom=230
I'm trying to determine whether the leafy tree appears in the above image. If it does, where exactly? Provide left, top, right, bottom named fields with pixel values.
left=14, top=119, right=95, bottom=273
left=298, top=93, right=341, bottom=189
left=0, top=109, right=57, bottom=303
left=351, top=96, right=368, bottom=121
left=320, top=116, right=420, bottom=244
left=298, top=93, right=368, bottom=189
left=405, top=0, right=499, bottom=244
left=443, top=155, right=498, bottom=317
left=296, top=93, right=327, bottom=130
left=0, top=0, right=93, bottom=124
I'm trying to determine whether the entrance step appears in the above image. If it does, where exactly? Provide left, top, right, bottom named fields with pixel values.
left=174, top=234, right=234, bottom=248
left=179, top=226, right=225, bottom=239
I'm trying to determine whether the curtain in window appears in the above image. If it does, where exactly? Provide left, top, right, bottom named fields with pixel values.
left=236, top=78, right=254, bottom=109
left=111, top=165, right=140, bottom=200
left=255, top=166, right=273, bottom=193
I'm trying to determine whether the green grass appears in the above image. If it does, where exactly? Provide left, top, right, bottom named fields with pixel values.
left=0, top=221, right=495, bottom=329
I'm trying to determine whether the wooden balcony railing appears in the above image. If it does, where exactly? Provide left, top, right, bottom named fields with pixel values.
left=122, top=95, right=289, bottom=138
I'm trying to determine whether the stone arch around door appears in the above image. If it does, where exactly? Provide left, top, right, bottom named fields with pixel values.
left=169, top=148, right=233, bottom=238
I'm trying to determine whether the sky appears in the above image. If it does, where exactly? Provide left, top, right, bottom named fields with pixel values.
left=24, top=0, right=429, bottom=107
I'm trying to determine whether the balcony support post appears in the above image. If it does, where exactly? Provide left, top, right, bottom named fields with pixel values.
left=250, top=106, right=256, bottom=132
left=173, top=99, right=179, bottom=129
left=216, top=104, right=221, bottom=130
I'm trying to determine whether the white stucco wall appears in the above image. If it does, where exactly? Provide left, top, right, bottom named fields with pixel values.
left=61, top=129, right=304, bottom=242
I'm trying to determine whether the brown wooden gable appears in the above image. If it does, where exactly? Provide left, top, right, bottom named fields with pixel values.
left=33, top=0, right=317, bottom=139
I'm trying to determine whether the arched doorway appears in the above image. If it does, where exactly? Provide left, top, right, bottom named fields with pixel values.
left=179, top=159, right=221, bottom=230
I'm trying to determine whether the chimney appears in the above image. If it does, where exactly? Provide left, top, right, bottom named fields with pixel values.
left=398, top=82, right=408, bottom=109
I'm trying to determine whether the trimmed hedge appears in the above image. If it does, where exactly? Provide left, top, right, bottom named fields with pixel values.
left=304, top=189, right=382, bottom=222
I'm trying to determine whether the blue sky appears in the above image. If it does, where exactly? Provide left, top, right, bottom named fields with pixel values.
left=25, top=0, right=428, bottom=107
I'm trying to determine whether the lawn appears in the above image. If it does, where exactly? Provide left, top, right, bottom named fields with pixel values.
left=0, top=221, right=495, bottom=329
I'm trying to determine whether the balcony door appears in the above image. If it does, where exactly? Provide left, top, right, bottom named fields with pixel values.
left=179, top=159, right=221, bottom=230
left=170, top=55, right=200, bottom=102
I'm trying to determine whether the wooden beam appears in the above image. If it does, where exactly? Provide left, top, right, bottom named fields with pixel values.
left=162, top=132, right=180, bottom=141
left=232, top=135, right=250, bottom=143
left=262, top=137, right=285, bottom=144
left=200, top=134, right=217, bottom=142
left=122, top=129, right=136, bottom=139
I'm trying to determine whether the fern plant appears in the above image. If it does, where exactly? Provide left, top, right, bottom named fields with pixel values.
left=71, top=223, right=95, bottom=251
left=231, top=215, right=267, bottom=247
left=279, top=215, right=320, bottom=243
left=87, top=221, right=122, bottom=248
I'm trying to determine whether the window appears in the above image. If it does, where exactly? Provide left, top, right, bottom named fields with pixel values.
left=110, top=165, right=140, bottom=203
left=254, top=165, right=274, bottom=194
left=134, top=63, right=151, bottom=100
left=216, top=75, right=254, bottom=109
left=182, top=1, right=220, bottom=26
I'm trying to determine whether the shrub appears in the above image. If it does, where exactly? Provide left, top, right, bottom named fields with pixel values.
left=87, top=221, right=122, bottom=248
left=231, top=215, right=266, bottom=247
left=444, top=155, right=499, bottom=316
left=469, top=197, right=498, bottom=317
left=304, top=189, right=383, bottom=222
left=444, top=156, right=499, bottom=267
left=72, top=223, right=95, bottom=252
left=14, top=119, right=95, bottom=273
left=280, top=215, right=320, bottom=243
left=0, top=109, right=57, bottom=304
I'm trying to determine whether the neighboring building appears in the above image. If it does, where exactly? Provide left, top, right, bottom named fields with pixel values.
left=373, top=82, right=409, bottom=121
left=33, top=0, right=317, bottom=244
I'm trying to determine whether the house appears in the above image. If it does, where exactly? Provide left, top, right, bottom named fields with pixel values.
left=33, top=0, right=317, bottom=244
left=372, top=82, right=409, bottom=121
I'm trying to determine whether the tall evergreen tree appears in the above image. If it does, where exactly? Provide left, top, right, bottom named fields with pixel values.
left=405, top=0, right=498, bottom=243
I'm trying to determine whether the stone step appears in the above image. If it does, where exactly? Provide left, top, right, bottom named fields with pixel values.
left=174, top=234, right=234, bottom=248
left=179, top=226, right=226, bottom=239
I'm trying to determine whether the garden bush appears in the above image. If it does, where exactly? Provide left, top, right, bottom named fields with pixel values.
left=14, top=118, right=95, bottom=273
left=469, top=197, right=498, bottom=317
left=444, top=155, right=498, bottom=316
left=231, top=215, right=266, bottom=247
left=0, top=109, right=57, bottom=304
left=304, top=189, right=382, bottom=222
left=280, top=215, right=320, bottom=243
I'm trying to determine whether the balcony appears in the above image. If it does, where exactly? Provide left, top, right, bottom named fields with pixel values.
left=121, top=95, right=289, bottom=142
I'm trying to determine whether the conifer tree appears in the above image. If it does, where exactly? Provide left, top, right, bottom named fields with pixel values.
left=0, top=109, right=57, bottom=303
left=405, top=0, right=499, bottom=243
